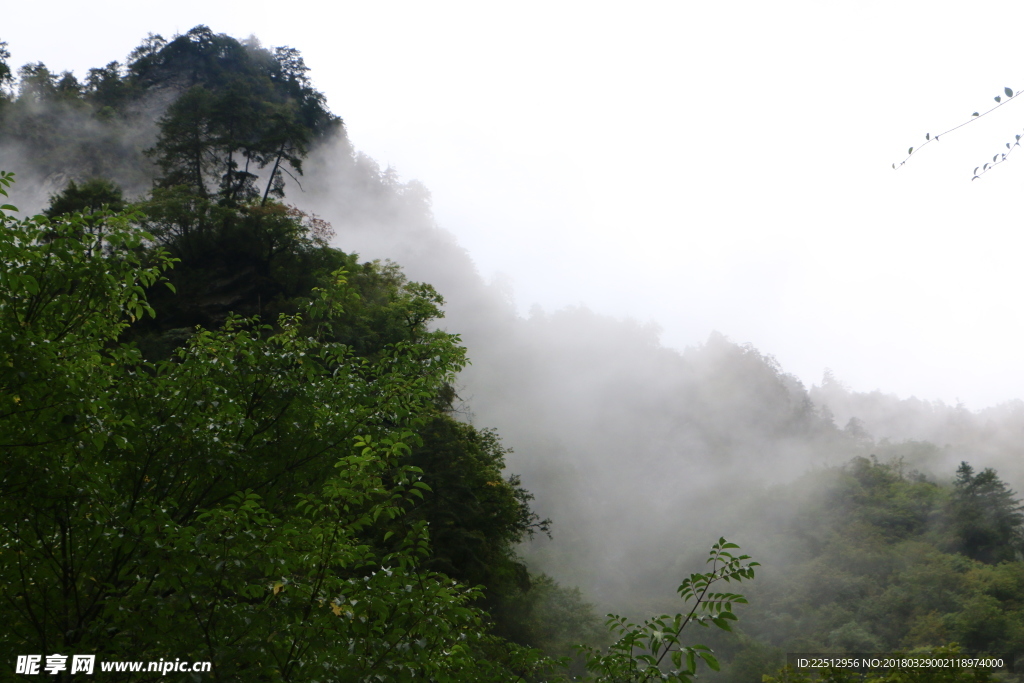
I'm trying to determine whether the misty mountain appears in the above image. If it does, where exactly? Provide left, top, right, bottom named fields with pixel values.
left=812, top=373, right=1024, bottom=485
left=3, top=27, right=1023, bottom=680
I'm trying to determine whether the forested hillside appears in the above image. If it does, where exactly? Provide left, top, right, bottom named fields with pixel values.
left=2, top=27, right=1022, bottom=682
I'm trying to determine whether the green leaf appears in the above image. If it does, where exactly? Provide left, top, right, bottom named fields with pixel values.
left=711, top=616, right=732, bottom=631
left=698, top=651, right=720, bottom=671
left=1006, top=87, right=1014, bottom=98
left=995, top=96, right=1002, bottom=103
left=908, top=147, right=913, bottom=155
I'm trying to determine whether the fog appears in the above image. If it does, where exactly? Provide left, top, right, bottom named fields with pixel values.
left=8, top=1, right=1024, bottom=409
left=5, top=7, right=1024, bottom=637
left=295, top=133, right=1024, bottom=616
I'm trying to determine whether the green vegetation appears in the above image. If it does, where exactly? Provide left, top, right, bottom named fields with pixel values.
left=0, top=28, right=759, bottom=680
left=4, top=25, right=1024, bottom=682
left=579, top=540, right=758, bottom=682
left=0, top=177, right=754, bottom=677
left=0, top=27, right=597, bottom=678
left=0, top=159, right=761, bottom=679
left=0, top=174, right=523, bottom=678
left=707, top=456, right=1024, bottom=682
left=0, top=27, right=338, bottom=196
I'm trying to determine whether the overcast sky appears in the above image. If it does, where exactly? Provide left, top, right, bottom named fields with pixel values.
left=6, top=1, right=1024, bottom=408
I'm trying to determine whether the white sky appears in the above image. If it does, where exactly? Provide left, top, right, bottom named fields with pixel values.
left=5, top=1, right=1024, bottom=408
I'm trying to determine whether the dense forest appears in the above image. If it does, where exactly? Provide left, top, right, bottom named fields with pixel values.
left=2, top=28, right=1023, bottom=681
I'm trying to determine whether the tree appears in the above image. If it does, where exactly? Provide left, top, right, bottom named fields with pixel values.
left=0, top=27, right=340, bottom=200
left=398, top=415, right=556, bottom=645
left=142, top=28, right=339, bottom=204
left=16, top=62, right=57, bottom=100
left=44, top=178, right=125, bottom=217
left=84, top=61, right=131, bottom=111
left=0, top=40, right=12, bottom=94
left=149, top=85, right=218, bottom=196
left=0, top=172, right=549, bottom=680
left=2, top=161, right=765, bottom=678
left=946, top=462, right=1024, bottom=564
left=577, top=539, right=759, bottom=682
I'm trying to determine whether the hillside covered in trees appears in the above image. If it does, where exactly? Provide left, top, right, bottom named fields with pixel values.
left=2, top=27, right=1023, bottom=681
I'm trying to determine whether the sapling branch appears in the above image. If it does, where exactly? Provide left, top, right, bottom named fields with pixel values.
left=893, top=85, right=1024, bottom=180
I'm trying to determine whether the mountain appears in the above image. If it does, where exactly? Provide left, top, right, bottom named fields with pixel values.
left=3, top=27, right=1022, bottom=680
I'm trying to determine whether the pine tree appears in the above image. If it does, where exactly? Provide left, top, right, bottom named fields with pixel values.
left=948, top=462, right=1024, bottom=563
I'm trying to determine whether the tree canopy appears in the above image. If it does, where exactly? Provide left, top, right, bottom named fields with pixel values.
left=0, top=26, right=340, bottom=198
left=0, top=163, right=763, bottom=679
left=8, top=24, right=1024, bottom=681
left=0, top=179, right=524, bottom=679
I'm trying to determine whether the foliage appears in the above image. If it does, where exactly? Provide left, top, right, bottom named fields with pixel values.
left=126, top=201, right=454, bottom=365
left=393, top=415, right=608, bottom=662
left=577, top=539, right=759, bottom=683
left=6, top=25, right=595, bottom=659
left=137, top=26, right=337, bottom=204
left=719, top=456, right=1024, bottom=679
left=44, top=177, right=126, bottom=217
left=945, top=461, right=1024, bottom=564
left=0, top=169, right=15, bottom=210
left=0, top=26, right=340, bottom=194
left=402, top=417, right=550, bottom=595
left=0, top=171, right=768, bottom=679
left=893, top=84, right=1024, bottom=180
left=497, top=573, right=610, bottom=673
left=1, top=25, right=784, bottom=679
left=0, top=179, right=554, bottom=680
left=0, top=40, right=11, bottom=96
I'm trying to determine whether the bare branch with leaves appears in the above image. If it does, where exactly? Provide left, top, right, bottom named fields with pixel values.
left=893, top=85, right=1024, bottom=179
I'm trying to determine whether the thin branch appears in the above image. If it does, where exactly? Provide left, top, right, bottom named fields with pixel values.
left=894, top=86, right=1023, bottom=175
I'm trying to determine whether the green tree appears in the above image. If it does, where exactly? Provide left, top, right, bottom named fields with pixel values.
left=0, top=27, right=338, bottom=201
left=16, top=62, right=58, bottom=100
left=404, top=417, right=549, bottom=588
left=1, top=166, right=766, bottom=679
left=0, top=40, right=12, bottom=94
left=149, top=85, right=219, bottom=196
left=578, top=539, right=759, bottom=682
left=0, top=173, right=549, bottom=680
left=143, top=27, right=338, bottom=204
left=946, top=462, right=1024, bottom=564
left=84, top=61, right=131, bottom=111
left=44, top=178, right=126, bottom=217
